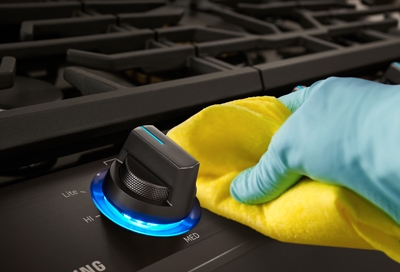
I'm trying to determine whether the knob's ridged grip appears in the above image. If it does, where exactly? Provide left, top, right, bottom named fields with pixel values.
left=120, top=158, right=169, bottom=202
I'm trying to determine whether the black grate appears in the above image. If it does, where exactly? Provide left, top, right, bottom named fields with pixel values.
left=0, top=0, right=400, bottom=170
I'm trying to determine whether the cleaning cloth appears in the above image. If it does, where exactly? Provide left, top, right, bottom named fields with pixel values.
left=167, top=96, right=400, bottom=263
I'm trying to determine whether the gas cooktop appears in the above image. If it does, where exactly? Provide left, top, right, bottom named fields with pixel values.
left=1, top=0, right=400, bottom=271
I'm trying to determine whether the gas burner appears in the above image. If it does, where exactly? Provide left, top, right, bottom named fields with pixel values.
left=0, top=76, right=62, bottom=109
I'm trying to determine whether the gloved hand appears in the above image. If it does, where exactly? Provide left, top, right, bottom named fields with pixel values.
left=230, top=77, right=400, bottom=224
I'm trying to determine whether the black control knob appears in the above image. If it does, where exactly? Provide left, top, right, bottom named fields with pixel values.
left=90, top=125, right=201, bottom=236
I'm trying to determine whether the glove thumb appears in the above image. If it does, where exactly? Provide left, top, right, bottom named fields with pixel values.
left=230, top=143, right=301, bottom=204
left=230, top=83, right=324, bottom=203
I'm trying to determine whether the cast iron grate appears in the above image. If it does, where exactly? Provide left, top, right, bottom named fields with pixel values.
left=0, top=0, right=400, bottom=171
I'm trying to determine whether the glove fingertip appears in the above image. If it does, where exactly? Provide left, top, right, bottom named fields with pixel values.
left=278, top=88, right=308, bottom=113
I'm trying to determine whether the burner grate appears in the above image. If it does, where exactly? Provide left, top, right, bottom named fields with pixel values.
left=0, top=0, right=400, bottom=171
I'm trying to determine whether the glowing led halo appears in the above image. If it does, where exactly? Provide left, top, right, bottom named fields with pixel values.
left=90, top=169, right=201, bottom=237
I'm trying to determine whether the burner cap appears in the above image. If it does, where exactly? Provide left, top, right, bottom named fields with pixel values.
left=0, top=76, right=63, bottom=109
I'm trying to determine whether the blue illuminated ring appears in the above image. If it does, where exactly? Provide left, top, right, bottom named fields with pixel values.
left=90, top=169, right=201, bottom=237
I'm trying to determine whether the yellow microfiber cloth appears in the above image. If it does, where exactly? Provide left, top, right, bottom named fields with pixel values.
left=166, top=96, right=400, bottom=263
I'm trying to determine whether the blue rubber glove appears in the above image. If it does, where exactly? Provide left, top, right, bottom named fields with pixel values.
left=230, top=77, right=400, bottom=224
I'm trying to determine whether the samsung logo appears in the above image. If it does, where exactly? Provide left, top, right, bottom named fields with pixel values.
left=73, top=261, right=106, bottom=272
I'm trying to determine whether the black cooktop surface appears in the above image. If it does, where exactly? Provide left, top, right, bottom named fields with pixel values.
left=0, top=158, right=399, bottom=272
left=1, top=0, right=400, bottom=271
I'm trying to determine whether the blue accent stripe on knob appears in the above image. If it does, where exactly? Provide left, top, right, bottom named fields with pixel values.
left=140, top=126, right=164, bottom=145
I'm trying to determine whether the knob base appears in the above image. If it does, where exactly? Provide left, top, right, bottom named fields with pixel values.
left=90, top=169, right=201, bottom=237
